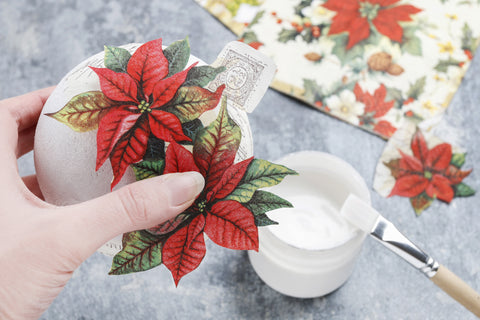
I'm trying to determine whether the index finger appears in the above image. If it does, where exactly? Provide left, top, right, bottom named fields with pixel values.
left=0, top=86, right=55, bottom=133
left=0, top=87, right=55, bottom=186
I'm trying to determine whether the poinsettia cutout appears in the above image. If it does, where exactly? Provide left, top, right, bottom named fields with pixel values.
left=322, top=0, right=422, bottom=49
left=48, top=38, right=226, bottom=189
left=354, top=83, right=396, bottom=138
left=110, top=100, right=297, bottom=285
left=385, top=128, right=474, bottom=215
left=48, top=37, right=296, bottom=284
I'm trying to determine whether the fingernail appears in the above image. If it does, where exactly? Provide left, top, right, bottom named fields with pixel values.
left=165, top=172, right=205, bottom=207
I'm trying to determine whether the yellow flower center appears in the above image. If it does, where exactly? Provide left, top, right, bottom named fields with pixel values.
left=197, top=200, right=207, bottom=213
left=138, top=100, right=152, bottom=113
left=359, top=2, right=380, bottom=20
left=438, top=42, right=454, bottom=54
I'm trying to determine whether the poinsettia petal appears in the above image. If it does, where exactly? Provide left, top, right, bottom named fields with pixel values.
left=96, top=106, right=141, bottom=170
left=374, top=120, right=396, bottom=138
left=193, top=99, right=241, bottom=193
left=426, top=174, right=454, bottom=203
left=380, top=5, right=422, bottom=22
left=353, top=83, right=366, bottom=102
left=162, top=214, right=206, bottom=286
left=148, top=109, right=191, bottom=142
left=151, top=62, right=198, bottom=108
left=90, top=67, right=138, bottom=103
left=322, top=0, right=359, bottom=13
left=206, top=157, right=254, bottom=202
left=126, top=38, right=169, bottom=97
left=371, top=85, right=395, bottom=118
left=346, top=16, right=370, bottom=49
left=205, top=200, right=258, bottom=251
left=389, top=174, right=429, bottom=198
left=398, top=150, right=423, bottom=172
left=328, top=10, right=360, bottom=36
left=445, top=165, right=471, bottom=185
left=373, top=84, right=387, bottom=102
left=109, top=116, right=150, bottom=189
left=426, top=143, right=452, bottom=171
left=372, top=14, right=403, bottom=42
left=411, top=129, right=429, bottom=164
left=164, top=141, right=200, bottom=174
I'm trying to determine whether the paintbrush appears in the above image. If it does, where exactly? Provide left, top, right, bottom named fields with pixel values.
left=340, top=194, right=480, bottom=317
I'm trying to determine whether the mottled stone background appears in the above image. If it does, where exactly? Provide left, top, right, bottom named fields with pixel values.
left=1, top=0, right=479, bottom=319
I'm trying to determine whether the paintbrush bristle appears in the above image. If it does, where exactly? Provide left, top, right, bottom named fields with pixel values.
left=340, top=194, right=380, bottom=233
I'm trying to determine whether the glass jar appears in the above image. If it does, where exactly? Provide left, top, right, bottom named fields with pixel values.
left=248, top=151, right=370, bottom=298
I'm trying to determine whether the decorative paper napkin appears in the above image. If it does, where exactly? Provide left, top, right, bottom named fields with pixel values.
left=373, top=119, right=474, bottom=215
left=195, top=0, right=480, bottom=139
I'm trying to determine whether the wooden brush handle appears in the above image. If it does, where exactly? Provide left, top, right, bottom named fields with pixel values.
left=430, top=264, right=480, bottom=317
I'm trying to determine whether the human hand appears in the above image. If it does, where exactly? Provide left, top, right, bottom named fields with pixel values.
left=0, top=88, right=205, bottom=319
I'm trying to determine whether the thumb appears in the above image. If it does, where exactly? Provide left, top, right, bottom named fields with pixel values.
left=57, top=171, right=204, bottom=263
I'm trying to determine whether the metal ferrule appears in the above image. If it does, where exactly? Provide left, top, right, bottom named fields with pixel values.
left=370, top=215, right=439, bottom=278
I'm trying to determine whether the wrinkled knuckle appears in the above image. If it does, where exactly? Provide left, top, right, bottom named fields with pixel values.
left=116, top=186, right=151, bottom=227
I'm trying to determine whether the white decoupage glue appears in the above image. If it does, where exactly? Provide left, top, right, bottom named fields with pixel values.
left=268, top=194, right=357, bottom=251
left=248, top=151, right=371, bottom=299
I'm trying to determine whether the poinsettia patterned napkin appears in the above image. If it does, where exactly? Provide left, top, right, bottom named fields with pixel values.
left=374, top=120, right=474, bottom=215
left=195, top=0, right=480, bottom=139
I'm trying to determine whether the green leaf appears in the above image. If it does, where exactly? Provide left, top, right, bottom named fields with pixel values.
left=182, top=119, right=204, bottom=144
left=434, top=58, right=462, bottom=73
left=454, top=183, right=475, bottom=197
left=294, top=0, right=313, bottom=16
left=386, top=87, right=404, bottom=108
left=144, top=136, right=165, bottom=161
left=302, top=28, right=313, bottom=43
left=246, top=190, right=293, bottom=214
left=410, top=193, right=433, bottom=216
left=249, top=10, right=265, bottom=27
left=224, top=159, right=298, bottom=203
left=384, top=159, right=403, bottom=179
left=401, top=27, right=422, bottom=56
left=406, top=76, right=426, bottom=99
left=451, top=153, right=466, bottom=168
left=164, top=37, right=191, bottom=76
left=330, top=33, right=365, bottom=65
left=253, top=213, right=278, bottom=227
left=242, top=31, right=259, bottom=44
left=109, top=231, right=164, bottom=275
left=166, top=85, right=224, bottom=123
left=278, top=28, right=298, bottom=43
left=302, top=78, right=323, bottom=103
left=461, top=23, right=475, bottom=51
left=104, top=46, right=131, bottom=73
left=46, top=91, right=114, bottom=132
left=183, top=66, right=226, bottom=88
left=132, top=159, right=165, bottom=180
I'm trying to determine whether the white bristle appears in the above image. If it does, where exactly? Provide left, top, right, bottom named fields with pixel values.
left=340, top=194, right=380, bottom=233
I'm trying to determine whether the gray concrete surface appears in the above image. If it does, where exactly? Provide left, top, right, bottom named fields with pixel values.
left=1, top=0, right=479, bottom=319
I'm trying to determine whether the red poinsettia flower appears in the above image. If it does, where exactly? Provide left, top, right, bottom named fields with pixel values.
left=354, top=83, right=396, bottom=137
left=388, top=129, right=471, bottom=203
left=323, top=0, right=422, bottom=49
left=91, top=39, right=197, bottom=188
left=158, top=141, right=257, bottom=285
